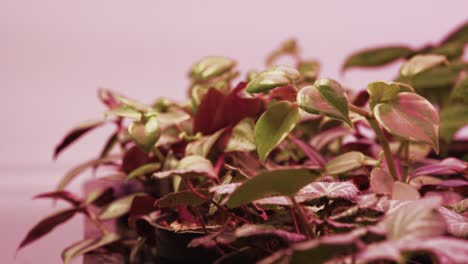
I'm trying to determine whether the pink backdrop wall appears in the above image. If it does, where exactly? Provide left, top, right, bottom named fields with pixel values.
left=1, top=0, right=467, bottom=263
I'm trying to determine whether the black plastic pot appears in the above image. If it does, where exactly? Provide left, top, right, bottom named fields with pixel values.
left=153, top=224, right=220, bottom=264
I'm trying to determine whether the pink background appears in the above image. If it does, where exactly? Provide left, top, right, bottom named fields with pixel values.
left=1, top=0, right=467, bottom=263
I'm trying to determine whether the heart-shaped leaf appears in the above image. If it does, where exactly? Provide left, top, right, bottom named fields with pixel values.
left=246, top=65, right=300, bottom=93
left=400, top=54, right=448, bottom=77
left=62, top=233, right=120, bottom=264
left=53, top=120, right=104, bottom=159
left=99, top=193, right=145, bottom=220
left=225, top=118, right=256, bottom=152
left=374, top=92, right=440, bottom=153
left=190, top=56, right=236, bottom=81
left=370, top=168, right=394, bottom=194
left=296, top=181, right=359, bottom=203
left=225, top=168, right=320, bottom=208
left=325, top=151, right=365, bottom=175
left=367, top=81, right=401, bottom=110
left=128, top=116, right=160, bottom=152
left=18, top=208, right=79, bottom=250
left=254, top=101, right=300, bottom=161
left=297, top=78, right=352, bottom=126
left=153, top=155, right=216, bottom=179
left=391, top=182, right=420, bottom=200
left=342, top=46, right=413, bottom=70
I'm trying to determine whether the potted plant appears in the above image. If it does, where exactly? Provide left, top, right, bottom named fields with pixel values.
left=19, top=22, right=467, bottom=264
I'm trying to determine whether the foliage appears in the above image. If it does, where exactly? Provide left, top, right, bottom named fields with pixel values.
left=20, top=22, right=468, bottom=263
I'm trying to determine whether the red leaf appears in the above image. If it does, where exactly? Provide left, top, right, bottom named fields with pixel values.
left=34, top=191, right=82, bottom=206
left=53, top=120, right=104, bottom=159
left=97, top=89, right=122, bottom=109
left=269, top=85, right=298, bottom=102
left=122, top=146, right=150, bottom=173
left=193, top=82, right=265, bottom=135
left=18, top=208, right=79, bottom=250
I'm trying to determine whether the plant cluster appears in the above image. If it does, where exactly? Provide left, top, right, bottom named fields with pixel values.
left=19, top=23, right=468, bottom=264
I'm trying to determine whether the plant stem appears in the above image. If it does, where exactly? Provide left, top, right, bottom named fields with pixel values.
left=367, top=118, right=398, bottom=181
left=401, top=141, right=410, bottom=183
left=349, top=104, right=370, bottom=117
left=290, top=197, right=314, bottom=239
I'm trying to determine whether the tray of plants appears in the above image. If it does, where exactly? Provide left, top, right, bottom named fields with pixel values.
left=18, top=22, right=468, bottom=264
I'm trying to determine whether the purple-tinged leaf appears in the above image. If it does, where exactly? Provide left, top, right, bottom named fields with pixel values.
left=18, top=208, right=79, bottom=250
left=310, top=126, right=351, bottom=150
left=370, top=168, right=394, bottom=194
left=122, top=145, right=150, bottom=173
left=155, top=190, right=210, bottom=208
left=209, top=183, right=241, bottom=196
left=438, top=207, right=468, bottom=237
left=382, top=197, right=446, bottom=241
left=374, top=92, right=440, bottom=153
left=234, top=224, right=306, bottom=243
left=296, top=181, right=359, bottom=203
left=268, top=85, right=298, bottom=102
left=99, top=193, right=145, bottom=220
left=391, top=182, right=420, bottom=200
left=98, top=89, right=121, bottom=109
left=62, top=232, right=120, bottom=264
left=411, top=158, right=467, bottom=177
left=53, top=120, right=104, bottom=159
left=225, top=168, right=320, bottom=208
left=84, top=187, right=114, bottom=206
left=34, top=191, right=82, bottom=206
left=153, top=155, right=216, bottom=179
left=188, top=231, right=236, bottom=249
left=289, top=136, right=325, bottom=166
left=400, top=237, right=468, bottom=264
left=357, top=241, right=402, bottom=263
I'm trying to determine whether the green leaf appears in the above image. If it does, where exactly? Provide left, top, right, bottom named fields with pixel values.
left=254, top=101, right=300, bottom=161
left=128, top=116, right=160, bottom=152
left=99, top=193, right=145, bottom=220
left=325, top=151, right=365, bottom=175
left=153, top=155, right=216, bottom=179
left=400, top=54, right=447, bottom=77
left=190, top=56, right=236, bottom=81
left=62, top=233, right=120, bottom=264
left=450, top=76, right=468, bottom=104
left=439, top=104, right=468, bottom=142
left=342, top=46, right=413, bottom=70
left=367, top=81, right=401, bottom=110
left=401, top=64, right=461, bottom=91
left=105, top=105, right=142, bottom=119
left=126, top=162, right=161, bottom=181
left=441, top=21, right=468, bottom=45
left=185, top=129, right=224, bottom=157
left=297, top=78, right=352, bottom=126
left=374, top=92, right=440, bottom=153
left=155, top=190, right=210, bottom=208
left=117, top=95, right=152, bottom=112
left=297, top=60, right=320, bottom=81
left=225, top=118, right=256, bottom=152
left=246, top=65, right=300, bottom=93
left=225, top=168, right=320, bottom=208
left=428, top=42, right=464, bottom=60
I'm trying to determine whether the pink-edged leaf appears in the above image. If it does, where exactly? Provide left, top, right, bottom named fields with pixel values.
left=209, top=183, right=241, bottom=196
left=234, top=224, right=306, bottom=243
left=411, top=157, right=467, bottom=177
left=254, top=196, right=292, bottom=206
left=98, top=89, right=121, bottom=109
left=289, top=136, right=325, bottom=166
left=391, top=182, right=420, bottom=200
left=382, top=197, right=446, bottom=241
left=399, top=237, right=468, bottom=264
left=296, top=181, right=359, bottom=203
left=185, top=129, right=224, bottom=157
left=370, top=168, right=394, bottom=194
left=34, top=190, right=82, bottom=206
left=310, top=126, right=351, bottom=150
left=18, top=208, right=79, bottom=250
left=438, top=207, right=468, bottom=237
left=190, top=56, right=236, bottom=81
left=53, top=120, right=104, bottom=159
left=400, top=54, right=448, bottom=77
left=374, top=92, right=440, bottom=153
left=153, top=155, right=216, bottom=179
left=62, top=232, right=120, bottom=264
left=268, top=85, right=298, bottom=102
left=357, top=241, right=402, bottom=263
